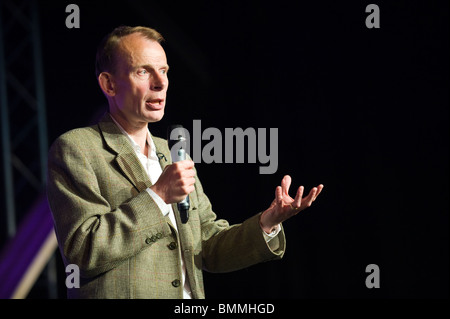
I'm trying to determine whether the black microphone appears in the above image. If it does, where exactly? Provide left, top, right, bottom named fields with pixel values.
left=167, top=125, right=190, bottom=224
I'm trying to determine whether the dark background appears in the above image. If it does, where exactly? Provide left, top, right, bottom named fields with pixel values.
left=14, top=0, right=450, bottom=298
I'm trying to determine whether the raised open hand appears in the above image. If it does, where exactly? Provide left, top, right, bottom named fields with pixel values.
left=260, top=175, right=324, bottom=233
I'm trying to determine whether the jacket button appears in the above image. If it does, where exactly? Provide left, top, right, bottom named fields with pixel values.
left=172, top=279, right=181, bottom=287
left=168, top=242, right=177, bottom=250
left=145, top=237, right=152, bottom=245
left=156, top=233, right=163, bottom=239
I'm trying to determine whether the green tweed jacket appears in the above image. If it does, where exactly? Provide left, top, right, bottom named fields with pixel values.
left=47, top=113, right=286, bottom=299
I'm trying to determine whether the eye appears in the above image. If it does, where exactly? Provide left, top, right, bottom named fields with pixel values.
left=137, top=69, right=148, bottom=76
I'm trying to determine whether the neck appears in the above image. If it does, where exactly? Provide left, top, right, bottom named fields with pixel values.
left=109, top=111, right=149, bottom=155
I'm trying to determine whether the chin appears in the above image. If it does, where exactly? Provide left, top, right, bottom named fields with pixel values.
left=146, top=111, right=165, bottom=123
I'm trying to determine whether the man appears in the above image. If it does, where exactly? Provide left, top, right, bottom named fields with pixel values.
left=47, top=26, right=323, bottom=299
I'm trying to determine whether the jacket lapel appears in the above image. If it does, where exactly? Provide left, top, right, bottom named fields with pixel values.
left=151, top=134, right=171, bottom=170
left=151, top=135, right=179, bottom=231
left=98, top=113, right=152, bottom=192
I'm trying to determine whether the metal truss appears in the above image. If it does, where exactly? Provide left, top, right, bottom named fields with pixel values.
left=0, top=0, right=55, bottom=298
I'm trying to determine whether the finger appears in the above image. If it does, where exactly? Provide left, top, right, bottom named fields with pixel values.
left=302, top=187, right=317, bottom=208
left=185, top=184, right=195, bottom=195
left=292, top=186, right=304, bottom=208
left=181, top=178, right=196, bottom=195
left=305, top=187, right=317, bottom=200
left=312, top=184, right=324, bottom=201
left=176, top=159, right=195, bottom=169
left=281, top=175, right=291, bottom=197
left=275, top=186, right=283, bottom=205
left=185, top=159, right=196, bottom=168
left=182, top=168, right=196, bottom=178
left=187, top=177, right=196, bottom=186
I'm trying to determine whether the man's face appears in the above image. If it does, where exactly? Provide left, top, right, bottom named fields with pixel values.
left=108, top=33, right=169, bottom=126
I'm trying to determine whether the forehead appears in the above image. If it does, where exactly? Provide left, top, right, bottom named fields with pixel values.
left=115, top=33, right=167, bottom=68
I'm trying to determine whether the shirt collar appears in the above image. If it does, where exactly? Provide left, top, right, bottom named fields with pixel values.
left=109, top=113, right=157, bottom=159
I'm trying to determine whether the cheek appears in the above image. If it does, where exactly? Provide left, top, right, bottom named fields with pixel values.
left=135, top=80, right=150, bottom=94
left=126, top=80, right=148, bottom=99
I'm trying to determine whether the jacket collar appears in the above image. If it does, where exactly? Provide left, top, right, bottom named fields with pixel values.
left=97, top=112, right=132, bottom=154
left=97, top=112, right=173, bottom=191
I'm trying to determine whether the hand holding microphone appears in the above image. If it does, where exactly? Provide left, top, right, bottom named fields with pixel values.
left=149, top=125, right=194, bottom=223
left=150, top=160, right=195, bottom=202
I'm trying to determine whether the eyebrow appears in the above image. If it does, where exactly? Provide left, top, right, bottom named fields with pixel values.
left=138, top=64, right=170, bottom=71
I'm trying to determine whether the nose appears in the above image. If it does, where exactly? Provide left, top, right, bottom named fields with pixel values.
left=150, top=71, right=167, bottom=91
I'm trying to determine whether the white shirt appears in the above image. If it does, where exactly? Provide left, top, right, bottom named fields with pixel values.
left=110, top=115, right=280, bottom=299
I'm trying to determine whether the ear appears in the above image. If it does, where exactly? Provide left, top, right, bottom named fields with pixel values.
left=98, top=72, right=116, bottom=97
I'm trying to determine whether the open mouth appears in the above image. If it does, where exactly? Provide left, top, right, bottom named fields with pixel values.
left=145, top=99, right=164, bottom=110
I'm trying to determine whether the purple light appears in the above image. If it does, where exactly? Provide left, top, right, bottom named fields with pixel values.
left=0, top=193, right=55, bottom=298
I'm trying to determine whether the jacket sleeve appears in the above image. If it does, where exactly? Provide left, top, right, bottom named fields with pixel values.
left=194, top=173, right=286, bottom=273
left=47, top=131, right=172, bottom=278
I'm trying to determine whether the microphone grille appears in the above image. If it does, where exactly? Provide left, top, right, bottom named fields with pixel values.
left=167, top=125, right=186, bottom=148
